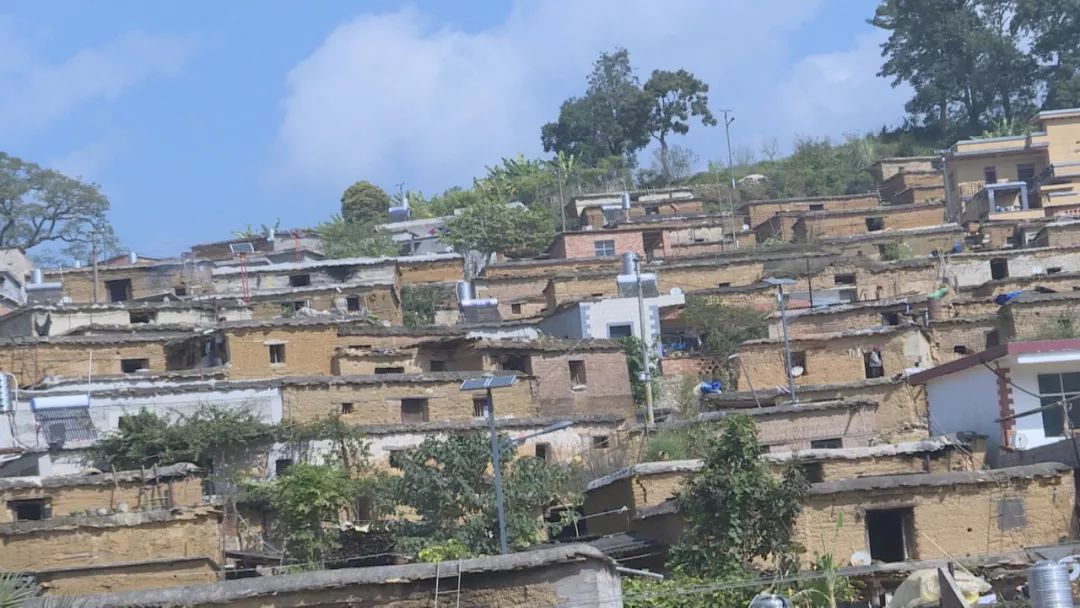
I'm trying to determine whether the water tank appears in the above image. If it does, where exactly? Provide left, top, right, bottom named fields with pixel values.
left=621, top=252, right=636, bottom=276
left=927, top=298, right=946, bottom=321
left=30, top=268, right=43, bottom=284
left=456, top=280, right=474, bottom=304
left=748, top=595, right=791, bottom=608
left=621, top=192, right=631, bottom=210
left=1028, top=560, right=1072, bottom=608
left=128, top=251, right=138, bottom=265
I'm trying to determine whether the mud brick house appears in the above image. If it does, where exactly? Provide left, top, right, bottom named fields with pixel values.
left=928, top=315, right=999, bottom=362
left=945, top=108, right=1080, bottom=222
left=942, top=245, right=1080, bottom=288
left=870, top=156, right=939, bottom=184
left=0, top=301, right=251, bottom=338
left=960, top=270, right=1080, bottom=299
left=819, top=224, right=964, bottom=259
left=736, top=325, right=936, bottom=389
left=764, top=297, right=933, bottom=339
left=740, top=192, right=881, bottom=238
left=703, top=378, right=928, bottom=443
left=43, top=258, right=214, bottom=303
left=0, top=506, right=223, bottom=595
left=583, top=436, right=984, bottom=537
left=567, top=187, right=702, bottom=229
left=995, top=292, right=1080, bottom=342
left=67, top=544, right=622, bottom=608
left=214, top=282, right=400, bottom=323
left=220, top=317, right=354, bottom=379
left=186, top=230, right=323, bottom=261
left=547, top=226, right=674, bottom=261
left=873, top=157, right=945, bottom=206
left=700, top=400, right=879, bottom=451
left=1032, top=219, right=1080, bottom=248
left=210, top=256, right=400, bottom=297
left=790, top=203, right=947, bottom=242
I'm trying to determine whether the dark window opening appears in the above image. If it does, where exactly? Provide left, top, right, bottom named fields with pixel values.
left=864, top=349, right=884, bottom=379
left=511, top=303, right=522, bottom=314
left=289, top=274, right=311, bottom=287
left=990, top=258, right=1009, bottom=280
left=984, top=166, right=998, bottom=184
left=282, top=301, right=308, bottom=313
left=801, top=463, right=824, bottom=483
left=388, top=450, right=406, bottom=469
left=986, top=331, right=1000, bottom=347
left=275, top=459, right=293, bottom=475
left=569, top=360, right=588, bottom=387
left=429, top=360, right=446, bottom=372
left=717, top=282, right=731, bottom=288
left=953, top=345, right=970, bottom=355
left=535, top=443, right=550, bottom=461
left=502, top=355, right=531, bottom=373
left=1047, top=267, right=1063, bottom=275
left=608, top=324, right=633, bottom=339
left=374, top=366, right=405, bottom=374
left=346, top=296, right=361, bottom=312
left=882, top=312, right=901, bottom=326
left=810, top=438, right=842, bottom=449
left=645, top=205, right=660, bottom=216
left=809, top=204, right=825, bottom=211
left=341, top=402, right=354, bottom=414
left=1017, top=163, right=1036, bottom=183
left=269, top=344, right=286, bottom=365
left=173, top=286, right=188, bottom=297
left=8, top=499, right=50, bottom=521
left=866, top=508, right=914, bottom=562
left=473, top=396, right=490, bottom=418
left=401, top=398, right=429, bottom=423
left=592, top=435, right=610, bottom=449
left=790, top=351, right=807, bottom=376
left=327, top=267, right=351, bottom=282
left=865, top=217, right=886, bottom=232
left=105, top=279, right=132, bottom=302
left=834, top=273, right=857, bottom=286
left=121, top=358, right=150, bottom=374
left=759, top=445, right=771, bottom=454
left=129, top=311, right=156, bottom=324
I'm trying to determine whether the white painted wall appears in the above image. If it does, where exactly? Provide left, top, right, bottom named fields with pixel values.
left=926, top=364, right=1000, bottom=445
left=1007, top=358, right=1080, bottom=450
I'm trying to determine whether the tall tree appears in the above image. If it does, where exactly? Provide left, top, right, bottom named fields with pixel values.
left=871, top=0, right=1036, bottom=136
left=643, top=69, right=716, bottom=184
left=340, top=180, right=392, bottom=225
left=440, top=198, right=554, bottom=259
left=541, top=48, right=651, bottom=166
left=0, top=151, right=116, bottom=256
left=1014, top=0, right=1080, bottom=109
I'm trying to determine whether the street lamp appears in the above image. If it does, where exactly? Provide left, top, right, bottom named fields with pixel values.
left=763, top=277, right=798, bottom=403
left=460, top=374, right=574, bottom=555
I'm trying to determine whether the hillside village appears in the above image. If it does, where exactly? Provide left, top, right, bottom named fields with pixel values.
left=3, top=105, right=1080, bottom=606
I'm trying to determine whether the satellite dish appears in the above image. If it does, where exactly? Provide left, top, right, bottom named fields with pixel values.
left=1059, top=556, right=1080, bottom=581
left=850, top=551, right=872, bottom=567
left=670, top=287, right=683, bottom=296
left=1011, top=433, right=1029, bottom=449
left=791, top=366, right=805, bottom=378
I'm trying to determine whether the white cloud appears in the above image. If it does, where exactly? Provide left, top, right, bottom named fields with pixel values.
left=0, top=22, right=196, bottom=140
left=270, top=1, right=909, bottom=196
left=50, top=131, right=132, bottom=182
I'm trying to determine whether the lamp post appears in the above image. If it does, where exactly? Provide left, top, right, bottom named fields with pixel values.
left=763, top=277, right=798, bottom=403
left=721, top=109, right=739, bottom=249
left=460, top=374, right=573, bottom=555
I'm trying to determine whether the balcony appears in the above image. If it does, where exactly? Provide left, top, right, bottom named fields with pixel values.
left=962, top=181, right=1044, bottom=222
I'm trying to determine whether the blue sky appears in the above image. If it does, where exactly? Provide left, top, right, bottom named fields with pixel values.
left=0, top=1, right=909, bottom=258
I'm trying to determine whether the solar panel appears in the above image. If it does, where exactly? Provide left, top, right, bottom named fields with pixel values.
left=229, top=242, right=256, bottom=254
left=460, top=375, right=517, bottom=391
left=35, top=407, right=97, bottom=445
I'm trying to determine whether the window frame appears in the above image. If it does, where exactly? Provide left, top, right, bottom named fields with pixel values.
left=1036, top=372, right=1080, bottom=437
left=569, top=360, right=588, bottom=388
left=593, top=240, right=616, bottom=257
left=268, top=343, right=287, bottom=365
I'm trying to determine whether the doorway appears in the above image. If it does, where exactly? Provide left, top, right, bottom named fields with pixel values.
left=866, top=507, right=913, bottom=562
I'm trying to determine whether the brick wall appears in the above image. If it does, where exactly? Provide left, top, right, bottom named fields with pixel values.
left=825, top=230, right=963, bottom=258
left=998, top=300, right=1080, bottom=342
left=482, top=258, right=621, bottom=279
left=247, top=285, right=400, bottom=324
left=929, top=318, right=997, bottom=362
left=38, top=559, right=218, bottom=596
left=280, top=377, right=540, bottom=424
left=579, top=200, right=705, bottom=229
left=778, top=308, right=884, bottom=338
left=1036, top=224, right=1080, bottom=248
left=397, top=258, right=464, bottom=285
left=225, top=325, right=338, bottom=379
left=892, top=185, right=946, bottom=205
left=0, top=476, right=204, bottom=524
left=743, top=194, right=880, bottom=228
left=555, top=232, right=647, bottom=260
left=0, top=340, right=170, bottom=385
left=516, top=350, right=635, bottom=418
left=45, top=264, right=213, bottom=303
left=750, top=404, right=878, bottom=450
left=793, top=204, right=946, bottom=242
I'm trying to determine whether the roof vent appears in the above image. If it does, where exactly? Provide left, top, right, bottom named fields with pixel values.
left=128, top=251, right=138, bottom=265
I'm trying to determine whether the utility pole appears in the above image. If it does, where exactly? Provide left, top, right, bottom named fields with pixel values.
left=556, top=165, right=567, bottom=233
left=91, top=232, right=99, bottom=304
left=635, top=258, right=655, bottom=429
left=485, top=386, right=508, bottom=555
left=722, top=109, right=739, bottom=249
left=764, top=277, right=798, bottom=403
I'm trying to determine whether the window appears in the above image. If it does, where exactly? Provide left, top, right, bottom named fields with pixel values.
left=569, top=360, right=587, bottom=388
left=105, top=279, right=132, bottom=302
left=511, top=303, right=522, bottom=315
left=8, top=499, right=50, bottom=521
left=790, top=351, right=807, bottom=375
left=810, top=438, right=842, bottom=449
left=645, top=205, right=660, bottom=216
left=401, top=398, right=429, bottom=423
left=374, top=366, right=405, bottom=374
left=984, top=166, right=998, bottom=184
left=346, top=296, right=361, bottom=312
left=997, top=497, right=1027, bottom=530
left=274, top=459, right=293, bottom=475
left=1017, top=163, right=1036, bottom=183
left=473, top=396, right=490, bottom=418
left=129, top=311, right=156, bottom=324
left=717, top=282, right=731, bottom=288
left=800, top=463, right=824, bottom=483
left=289, top=274, right=311, bottom=287
left=121, top=358, right=150, bottom=374
left=592, top=435, right=610, bottom=449
left=268, top=344, right=286, bottom=365
left=866, top=508, right=914, bottom=562
left=882, top=312, right=900, bottom=326
left=833, top=273, right=856, bottom=286
left=1037, top=372, right=1080, bottom=437
left=990, top=258, right=1009, bottom=280
left=953, top=345, right=970, bottom=355
left=429, top=360, right=446, bottom=372
left=864, top=349, right=884, bottom=379
left=388, top=449, right=406, bottom=469
left=341, top=402, right=354, bottom=414
left=593, top=240, right=616, bottom=257
left=282, top=301, right=307, bottom=313
left=865, top=217, right=886, bottom=232
left=173, top=286, right=188, bottom=297
left=608, top=324, right=634, bottom=339
left=535, top=443, right=550, bottom=461
left=1048, top=267, right=1063, bottom=275
left=502, top=355, right=531, bottom=373
left=809, top=204, right=825, bottom=211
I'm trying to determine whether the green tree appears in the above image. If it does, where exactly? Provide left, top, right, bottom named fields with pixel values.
left=441, top=198, right=554, bottom=258
left=340, top=180, right=392, bottom=225
left=668, top=415, right=808, bottom=577
left=541, top=48, right=651, bottom=166
left=643, top=69, right=716, bottom=184
left=0, top=151, right=117, bottom=257
left=618, top=336, right=660, bottom=407
left=400, top=284, right=449, bottom=327
left=316, top=215, right=398, bottom=258
left=871, top=0, right=1037, bottom=135
left=680, top=300, right=766, bottom=387
left=255, top=464, right=361, bottom=564
left=1013, top=0, right=1080, bottom=109
left=391, top=433, right=568, bottom=555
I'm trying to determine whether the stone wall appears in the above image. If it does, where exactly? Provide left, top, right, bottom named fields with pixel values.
left=793, top=204, right=947, bottom=242
left=36, top=558, right=218, bottom=596
left=742, top=193, right=880, bottom=228
left=44, top=264, right=213, bottom=303
left=246, top=285, right=400, bottom=324
left=397, top=257, right=464, bottom=285
left=0, top=340, right=170, bottom=386
left=0, top=475, right=204, bottom=523
left=225, top=325, right=338, bottom=379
